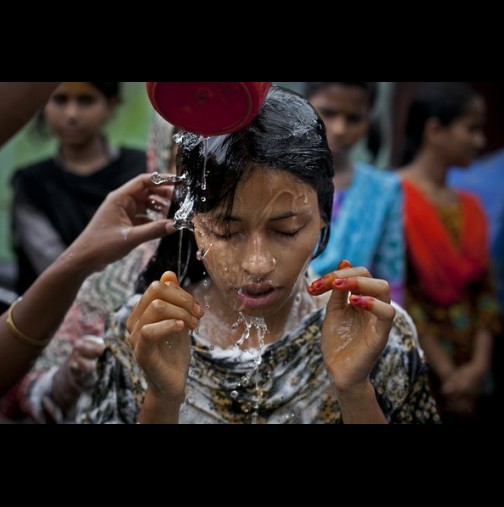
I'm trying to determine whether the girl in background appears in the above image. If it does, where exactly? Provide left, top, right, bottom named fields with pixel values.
left=304, top=82, right=405, bottom=306
left=398, top=82, right=500, bottom=423
left=11, top=82, right=147, bottom=295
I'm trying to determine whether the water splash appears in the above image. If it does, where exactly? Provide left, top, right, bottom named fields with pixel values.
left=202, top=137, right=209, bottom=192
left=232, top=313, right=268, bottom=424
left=151, top=172, right=186, bottom=186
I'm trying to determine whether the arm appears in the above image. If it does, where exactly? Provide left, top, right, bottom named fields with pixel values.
left=0, top=173, right=173, bottom=395
left=418, top=332, right=455, bottom=382
left=0, top=82, right=60, bottom=146
left=442, top=328, right=493, bottom=402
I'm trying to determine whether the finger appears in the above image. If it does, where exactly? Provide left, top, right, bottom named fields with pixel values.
left=348, top=295, right=396, bottom=336
left=331, top=277, right=391, bottom=303
left=128, top=297, right=201, bottom=350
left=122, top=219, right=176, bottom=247
left=133, top=319, right=188, bottom=363
left=160, top=271, right=178, bottom=284
left=69, top=356, right=98, bottom=376
left=127, top=272, right=203, bottom=334
left=73, top=338, right=106, bottom=359
left=309, top=266, right=371, bottom=296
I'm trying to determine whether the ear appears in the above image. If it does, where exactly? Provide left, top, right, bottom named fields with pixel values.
left=105, top=97, right=119, bottom=119
left=423, top=117, right=445, bottom=146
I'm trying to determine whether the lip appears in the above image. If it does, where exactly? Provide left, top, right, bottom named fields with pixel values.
left=235, top=285, right=280, bottom=310
left=61, top=127, right=83, bottom=136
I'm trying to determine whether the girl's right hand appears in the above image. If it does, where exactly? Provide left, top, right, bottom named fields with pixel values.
left=126, top=271, right=204, bottom=403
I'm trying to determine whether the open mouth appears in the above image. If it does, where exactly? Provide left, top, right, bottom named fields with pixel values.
left=236, top=285, right=279, bottom=310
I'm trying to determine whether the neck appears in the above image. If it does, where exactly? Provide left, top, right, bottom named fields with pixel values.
left=400, top=150, right=449, bottom=189
left=59, top=135, right=111, bottom=176
left=332, top=155, right=354, bottom=191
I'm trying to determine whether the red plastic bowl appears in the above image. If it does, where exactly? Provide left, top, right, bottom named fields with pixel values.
left=146, top=82, right=272, bottom=137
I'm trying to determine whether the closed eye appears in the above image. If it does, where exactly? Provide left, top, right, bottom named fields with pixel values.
left=274, top=229, right=302, bottom=239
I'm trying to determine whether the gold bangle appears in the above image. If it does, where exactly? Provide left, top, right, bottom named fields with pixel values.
left=6, top=298, right=51, bottom=348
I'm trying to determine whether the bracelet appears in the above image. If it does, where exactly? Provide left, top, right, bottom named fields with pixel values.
left=6, top=298, right=51, bottom=348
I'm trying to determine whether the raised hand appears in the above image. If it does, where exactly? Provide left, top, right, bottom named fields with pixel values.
left=126, top=271, right=204, bottom=403
left=65, top=173, right=176, bottom=274
left=309, top=261, right=396, bottom=394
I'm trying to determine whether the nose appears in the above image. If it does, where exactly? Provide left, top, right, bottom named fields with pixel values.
left=62, top=100, right=80, bottom=120
left=326, top=116, right=347, bottom=139
left=475, top=131, right=486, bottom=151
left=240, top=234, right=277, bottom=280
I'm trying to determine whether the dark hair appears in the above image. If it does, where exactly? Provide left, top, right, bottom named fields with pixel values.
left=136, top=86, right=334, bottom=293
left=89, top=82, right=121, bottom=100
left=400, top=82, right=480, bottom=165
left=302, top=82, right=381, bottom=162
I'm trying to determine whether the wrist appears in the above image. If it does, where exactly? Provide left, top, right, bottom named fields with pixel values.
left=334, top=379, right=375, bottom=404
left=334, top=380, right=387, bottom=424
left=138, top=387, right=184, bottom=424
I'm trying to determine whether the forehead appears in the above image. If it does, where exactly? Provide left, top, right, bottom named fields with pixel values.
left=54, top=82, right=101, bottom=96
left=227, top=167, right=317, bottom=214
left=310, top=84, right=370, bottom=110
left=462, top=96, right=486, bottom=120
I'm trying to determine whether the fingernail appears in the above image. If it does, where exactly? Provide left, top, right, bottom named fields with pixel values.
left=332, top=279, right=347, bottom=288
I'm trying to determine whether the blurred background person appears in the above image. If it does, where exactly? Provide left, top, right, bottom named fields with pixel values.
left=10, top=82, right=147, bottom=296
left=398, top=82, right=501, bottom=423
left=303, top=82, right=405, bottom=306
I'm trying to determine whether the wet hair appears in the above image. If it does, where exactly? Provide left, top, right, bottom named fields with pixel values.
left=400, top=82, right=480, bottom=165
left=302, top=82, right=381, bottom=163
left=136, top=86, right=334, bottom=293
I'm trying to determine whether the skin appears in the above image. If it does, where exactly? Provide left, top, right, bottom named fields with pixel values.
left=308, top=84, right=371, bottom=190
left=399, top=96, right=490, bottom=416
left=0, top=82, right=60, bottom=147
left=127, top=167, right=396, bottom=424
left=43, top=82, right=117, bottom=176
left=0, top=173, right=174, bottom=395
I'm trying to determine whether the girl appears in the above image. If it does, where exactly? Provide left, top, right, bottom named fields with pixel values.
left=11, top=82, right=147, bottom=295
left=304, top=82, right=405, bottom=306
left=398, top=82, right=501, bottom=423
left=80, top=87, right=438, bottom=424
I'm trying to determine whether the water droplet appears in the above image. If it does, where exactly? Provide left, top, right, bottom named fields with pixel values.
left=201, top=196, right=207, bottom=203
left=230, top=390, right=239, bottom=399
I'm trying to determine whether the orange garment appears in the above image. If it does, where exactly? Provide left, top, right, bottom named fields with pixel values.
left=402, top=179, right=488, bottom=306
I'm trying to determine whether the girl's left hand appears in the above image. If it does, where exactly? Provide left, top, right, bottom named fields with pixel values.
left=308, top=262, right=396, bottom=394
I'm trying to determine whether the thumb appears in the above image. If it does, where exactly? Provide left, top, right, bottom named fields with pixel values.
left=160, top=271, right=179, bottom=285
left=124, top=220, right=175, bottom=247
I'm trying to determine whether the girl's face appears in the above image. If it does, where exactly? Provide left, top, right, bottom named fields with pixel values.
left=43, top=82, right=115, bottom=148
left=193, top=166, right=324, bottom=318
left=309, top=84, right=371, bottom=160
left=436, top=97, right=487, bottom=167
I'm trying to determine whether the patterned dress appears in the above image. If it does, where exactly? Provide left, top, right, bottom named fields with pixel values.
left=79, top=300, right=440, bottom=424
